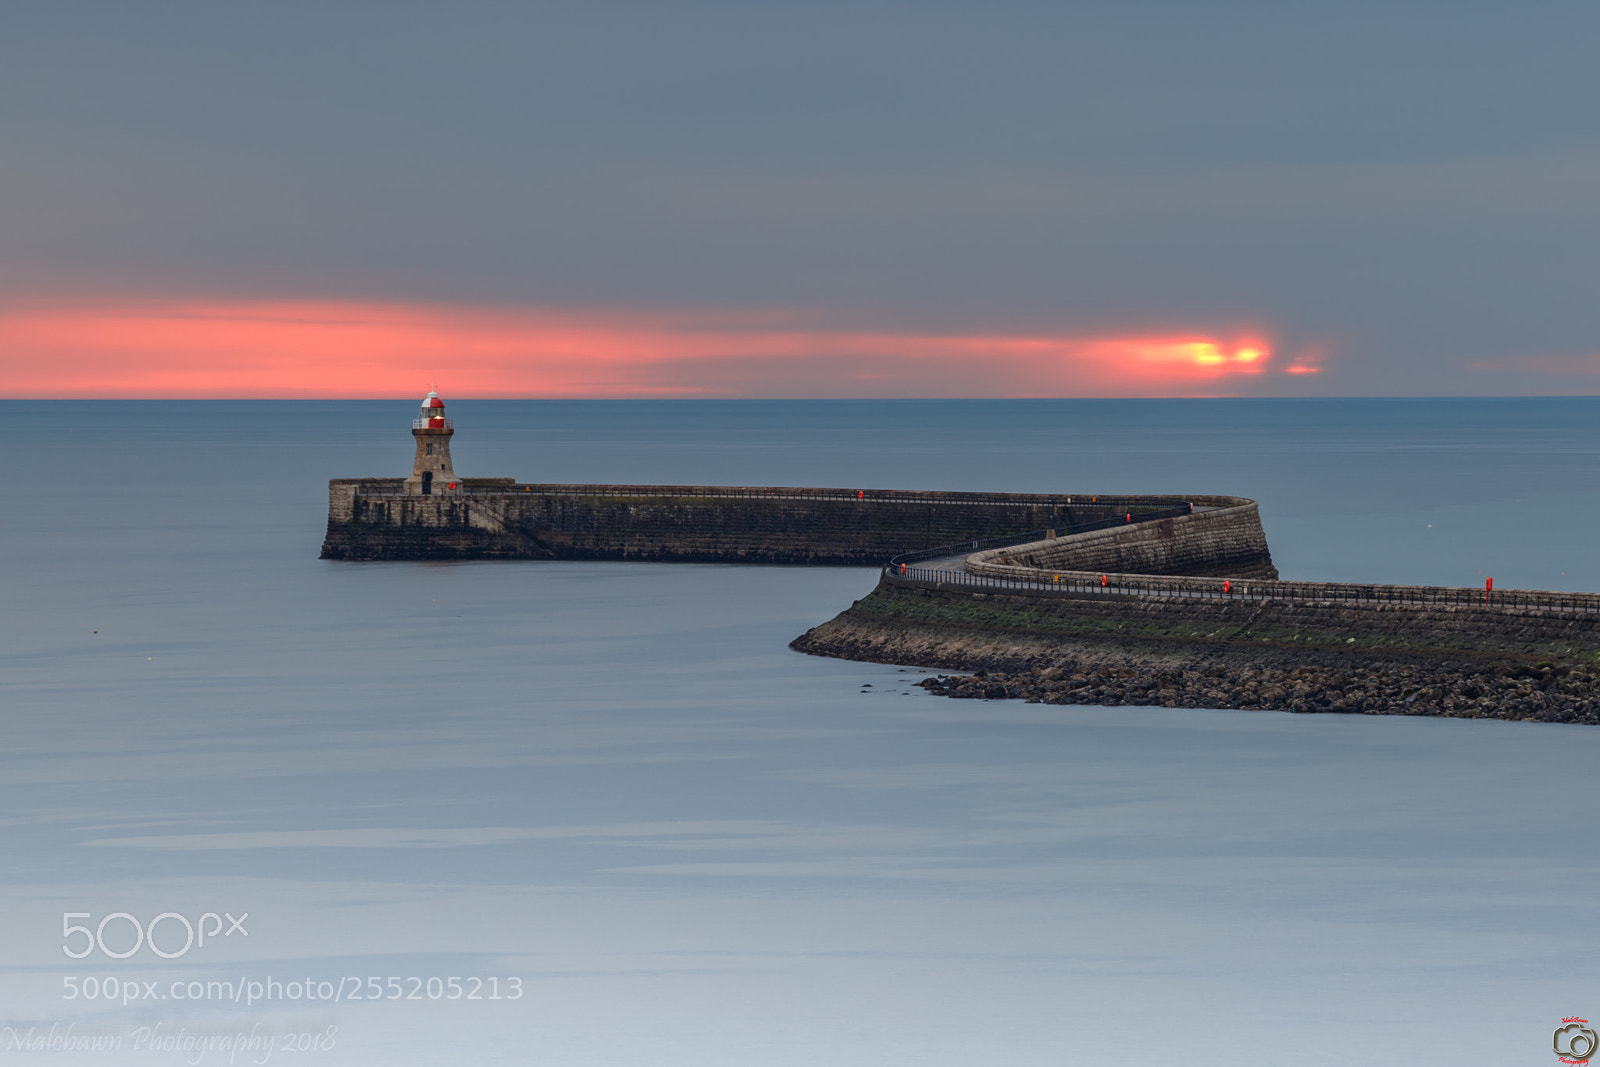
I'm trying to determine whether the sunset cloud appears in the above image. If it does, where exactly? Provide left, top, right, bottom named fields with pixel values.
left=0, top=299, right=1287, bottom=398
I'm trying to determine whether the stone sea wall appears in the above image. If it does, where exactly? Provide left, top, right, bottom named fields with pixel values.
left=967, top=497, right=1279, bottom=580
left=322, top=474, right=1600, bottom=721
left=790, top=576, right=1600, bottom=724
left=320, top=480, right=1189, bottom=564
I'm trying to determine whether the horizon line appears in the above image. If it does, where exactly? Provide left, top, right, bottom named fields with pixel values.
left=13, top=393, right=1600, bottom=402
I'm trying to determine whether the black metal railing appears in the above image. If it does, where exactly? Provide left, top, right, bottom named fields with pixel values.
left=887, top=563, right=1600, bottom=616
left=349, top=482, right=1211, bottom=509
left=484, top=485, right=1194, bottom=508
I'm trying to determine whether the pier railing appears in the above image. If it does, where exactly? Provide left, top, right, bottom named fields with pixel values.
left=346, top=480, right=1211, bottom=509
left=486, top=485, right=1196, bottom=508
left=887, top=562, right=1600, bottom=616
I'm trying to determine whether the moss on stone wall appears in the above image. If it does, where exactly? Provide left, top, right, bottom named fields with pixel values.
left=790, top=578, right=1600, bottom=723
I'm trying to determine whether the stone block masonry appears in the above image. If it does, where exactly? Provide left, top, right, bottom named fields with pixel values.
left=789, top=567, right=1600, bottom=723
left=319, top=480, right=1233, bottom=566
left=969, top=496, right=1278, bottom=580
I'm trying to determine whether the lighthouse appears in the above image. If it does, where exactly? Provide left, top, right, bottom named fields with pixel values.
left=404, top=389, right=461, bottom=495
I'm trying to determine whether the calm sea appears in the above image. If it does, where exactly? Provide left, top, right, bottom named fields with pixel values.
left=4, top=399, right=1599, bottom=1065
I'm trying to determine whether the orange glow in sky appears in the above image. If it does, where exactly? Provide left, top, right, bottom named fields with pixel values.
left=0, top=299, right=1287, bottom=398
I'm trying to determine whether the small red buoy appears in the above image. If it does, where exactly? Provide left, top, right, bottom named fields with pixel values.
left=901, top=563, right=907, bottom=575
left=858, top=490, right=864, bottom=499
left=1101, top=574, right=1108, bottom=587
left=1223, top=580, right=1232, bottom=594
left=1126, top=513, right=1132, bottom=523
left=448, top=481, right=457, bottom=489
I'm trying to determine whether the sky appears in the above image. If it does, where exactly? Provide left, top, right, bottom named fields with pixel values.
left=3, top=1, right=1599, bottom=398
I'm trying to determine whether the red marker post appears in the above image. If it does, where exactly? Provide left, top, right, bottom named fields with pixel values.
left=1485, top=576, right=1493, bottom=607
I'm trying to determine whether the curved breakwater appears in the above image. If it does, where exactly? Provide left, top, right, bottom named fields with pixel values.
left=793, top=500, right=1600, bottom=723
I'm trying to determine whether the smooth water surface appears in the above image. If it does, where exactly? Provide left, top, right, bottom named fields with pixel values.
left=3, top=399, right=1599, bottom=1065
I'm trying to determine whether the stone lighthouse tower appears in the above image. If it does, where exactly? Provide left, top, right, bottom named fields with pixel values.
left=404, top=389, right=461, bottom=495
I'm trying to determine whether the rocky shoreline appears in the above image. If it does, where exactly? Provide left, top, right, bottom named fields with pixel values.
left=911, top=659, right=1600, bottom=724
left=792, top=577, right=1600, bottom=725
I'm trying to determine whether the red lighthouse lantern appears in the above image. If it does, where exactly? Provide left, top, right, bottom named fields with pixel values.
left=407, top=389, right=459, bottom=496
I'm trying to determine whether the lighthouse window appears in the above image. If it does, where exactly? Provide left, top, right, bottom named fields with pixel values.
left=425, top=444, right=434, bottom=455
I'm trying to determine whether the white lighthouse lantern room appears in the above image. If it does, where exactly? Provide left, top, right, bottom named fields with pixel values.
left=404, top=389, right=461, bottom=495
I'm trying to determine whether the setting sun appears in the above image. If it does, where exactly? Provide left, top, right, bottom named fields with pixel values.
left=0, top=299, right=1288, bottom=398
